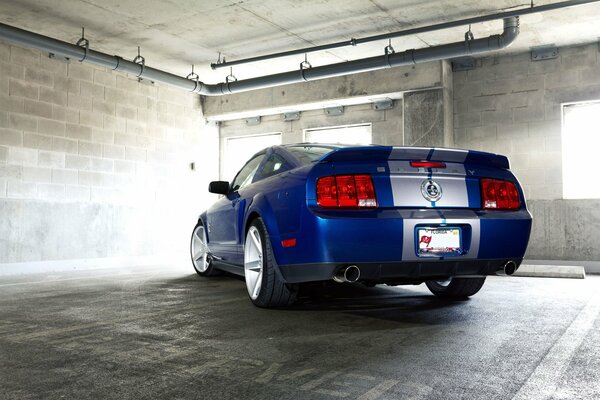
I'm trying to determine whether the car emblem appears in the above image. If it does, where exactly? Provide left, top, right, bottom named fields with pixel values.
left=421, top=180, right=443, bottom=202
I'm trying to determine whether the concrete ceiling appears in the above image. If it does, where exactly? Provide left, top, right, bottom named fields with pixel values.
left=1, top=0, right=599, bottom=84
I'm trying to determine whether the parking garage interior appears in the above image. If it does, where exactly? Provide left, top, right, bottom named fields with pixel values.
left=1, top=1, right=599, bottom=399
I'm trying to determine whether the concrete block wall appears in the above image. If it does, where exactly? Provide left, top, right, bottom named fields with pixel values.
left=0, top=41, right=218, bottom=272
left=219, top=101, right=404, bottom=179
left=453, top=43, right=600, bottom=200
left=453, top=43, right=600, bottom=262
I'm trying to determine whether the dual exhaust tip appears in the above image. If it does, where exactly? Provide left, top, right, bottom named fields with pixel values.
left=333, top=265, right=361, bottom=283
left=498, top=260, right=517, bottom=276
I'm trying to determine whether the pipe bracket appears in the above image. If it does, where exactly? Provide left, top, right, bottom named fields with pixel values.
left=133, top=48, right=146, bottom=78
left=186, top=64, right=200, bottom=82
left=225, top=68, right=237, bottom=83
left=384, top=39, right=395, bottom=55
left=75, top=37, right=89, bottom=62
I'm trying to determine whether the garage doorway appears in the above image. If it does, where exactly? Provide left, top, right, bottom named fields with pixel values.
left=222, top=133, right=282, bottom=181
left=304, top=123, right=373, bottom=145
left=562, top=101, right=600, bottom=199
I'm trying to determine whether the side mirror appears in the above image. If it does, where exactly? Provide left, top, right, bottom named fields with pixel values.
left=208, top=181, right=230, bottom=195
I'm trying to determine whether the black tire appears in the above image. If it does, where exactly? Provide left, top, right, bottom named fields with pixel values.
left=245, top=218, right=297, bottom=308
left=190, top=221, right=220, bottom=277
left=425, top=277, right=486, bottom=299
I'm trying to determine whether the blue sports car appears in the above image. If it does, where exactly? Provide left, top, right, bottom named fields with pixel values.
left=190, top=144, right=532, bottom=307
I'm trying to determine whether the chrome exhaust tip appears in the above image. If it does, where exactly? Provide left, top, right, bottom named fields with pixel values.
left=333, top=265, right=361, bottom=283
left=497, top=260, right=517, bottom=276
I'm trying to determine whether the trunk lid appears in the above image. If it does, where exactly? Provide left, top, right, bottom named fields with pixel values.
left=315, top=146, right=515, bottom=209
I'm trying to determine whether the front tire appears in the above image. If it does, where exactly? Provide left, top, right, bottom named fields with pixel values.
left=244, top=218, right=297, bottom=308
left=425, top=277, right=486, bottom=299
left=190, top=222, right=220, bottom=277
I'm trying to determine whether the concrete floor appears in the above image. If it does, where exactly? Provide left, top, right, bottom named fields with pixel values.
left=0, top=267, right=599, bottom=400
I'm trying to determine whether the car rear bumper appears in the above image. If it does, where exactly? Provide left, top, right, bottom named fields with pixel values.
left=278, top=258, right=523, bottom=284
left=271, top=208, right=532, bottom=280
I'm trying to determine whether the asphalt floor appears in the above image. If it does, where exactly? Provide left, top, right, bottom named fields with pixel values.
left=0, top=266, right=598, bottom=399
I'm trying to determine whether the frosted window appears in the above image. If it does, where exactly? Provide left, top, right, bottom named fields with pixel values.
left=223, top=133, right=281, bottom=182
left=304, top=124, right=372, bottom=145
left=562, top=102, right=600, bottom=199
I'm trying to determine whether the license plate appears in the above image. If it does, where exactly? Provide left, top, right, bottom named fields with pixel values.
left=417, top=227, right=462, bottom=256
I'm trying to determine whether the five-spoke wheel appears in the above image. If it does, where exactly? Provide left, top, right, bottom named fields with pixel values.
left=243, top=218, right=297, bottom=307
left=190, top=222, right=219, bottom=276
left=244, top=226, right=264, bottom=300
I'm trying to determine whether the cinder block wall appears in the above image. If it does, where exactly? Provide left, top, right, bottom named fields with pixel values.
left=218, top=102, right=404, bottom=179
left=219, top=87, right=451, bottom=179
left=453, top=43, right=600, bottom=262
left=0, top=41, right=217, bottom=273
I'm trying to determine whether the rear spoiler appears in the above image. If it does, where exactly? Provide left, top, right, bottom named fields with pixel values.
left=318, top=146, right=510, bottom=170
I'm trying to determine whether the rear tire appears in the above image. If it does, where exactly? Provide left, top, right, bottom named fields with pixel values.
left=244, top=218, right=297, bottom=308
left=425, top=277, right=486, bottom=299
left=190, top=222, right=220, bottom=277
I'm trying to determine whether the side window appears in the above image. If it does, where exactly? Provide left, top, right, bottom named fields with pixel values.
left=258, top=154, right=290, bottom=180
left=231, top=154, right=265, bottom=191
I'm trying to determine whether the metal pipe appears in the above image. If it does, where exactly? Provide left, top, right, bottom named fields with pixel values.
left=0, top=22, right=201, bottom=92
left=211, top=0, right=599, bottom=70
left=0, top=17, right=518, bottom=96
left=214, top=17, right=519, bottom=95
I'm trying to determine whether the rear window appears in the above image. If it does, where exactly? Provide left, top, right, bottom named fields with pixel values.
left=286, top=146, right=335, bottom=165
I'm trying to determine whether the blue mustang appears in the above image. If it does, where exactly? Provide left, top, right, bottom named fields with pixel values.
left=190, top=144, right=532, bottom=307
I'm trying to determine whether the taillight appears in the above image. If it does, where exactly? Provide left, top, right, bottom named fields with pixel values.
left=481, top=178, right=520, bottom=210
left=316, top=174, right=377, bottom=208
left=316, top=176, right=337, bottom=207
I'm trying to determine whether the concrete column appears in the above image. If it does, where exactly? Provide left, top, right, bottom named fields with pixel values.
left=403, top=89, right=445, bottom=147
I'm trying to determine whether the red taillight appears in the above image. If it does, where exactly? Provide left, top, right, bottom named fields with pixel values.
left=354, top=175, right=377, bottom=207
left=316, top=176, right=337, bottom=207
left=481, top=178, right=520, bottom=210
left=335, top=175, right=357, bottom=207
left=316, top=174, right=377, bottom=208
left=410, top=161, right=446, bottom=169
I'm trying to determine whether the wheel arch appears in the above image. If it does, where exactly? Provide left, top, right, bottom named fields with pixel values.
left=243, top=193, right=282, bottom=250
left=243, top=194, right=293, bottom=287
left=197, top=211, right=209, bottom=241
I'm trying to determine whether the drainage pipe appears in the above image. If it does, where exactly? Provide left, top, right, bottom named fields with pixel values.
left=211, top=0, right=599, bottom=70
left=0, top=17, right=518, bottom=96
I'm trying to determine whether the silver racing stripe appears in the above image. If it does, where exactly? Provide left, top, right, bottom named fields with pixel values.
left=388, top=148, right=479, bottom=260
left=387, top=161, right=469, bottom=208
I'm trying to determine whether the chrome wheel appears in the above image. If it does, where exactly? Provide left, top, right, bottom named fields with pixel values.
left=191, top=225, right=209, bottom=273
left=434, top=278, right=452, bottom=287
left=244, top=226, right=263, bottom=300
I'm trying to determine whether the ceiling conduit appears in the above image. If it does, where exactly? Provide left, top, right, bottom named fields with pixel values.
left=212, top=0, right=599, bottom=70
left=0, top=17, right=519, bottom=96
